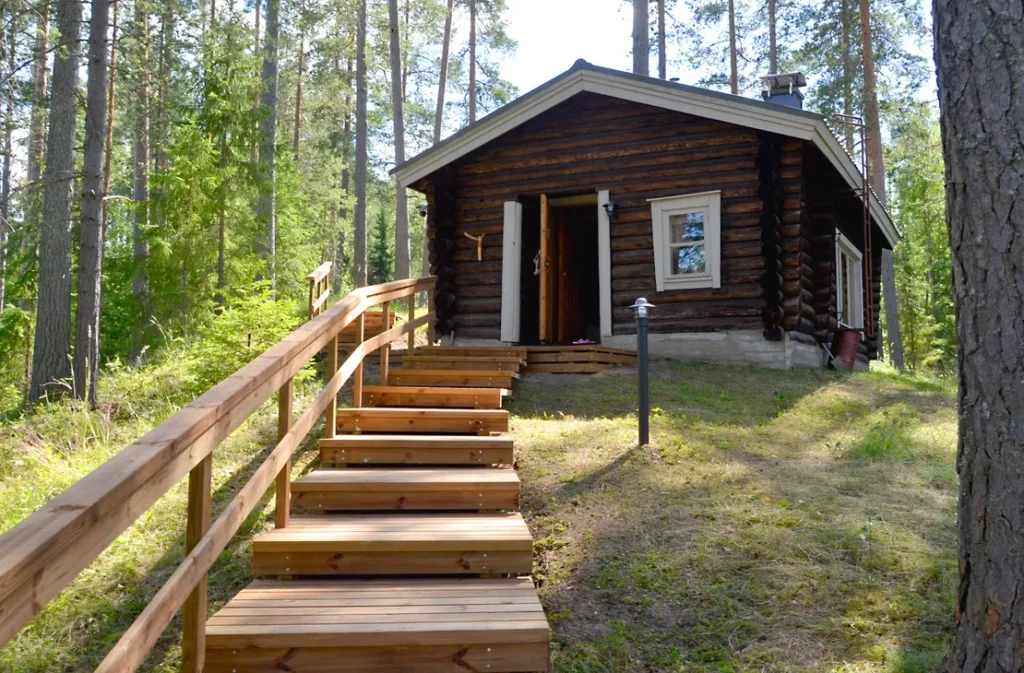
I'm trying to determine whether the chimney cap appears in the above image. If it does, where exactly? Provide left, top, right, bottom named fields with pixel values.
left=761, top=72, right=807, bottom=93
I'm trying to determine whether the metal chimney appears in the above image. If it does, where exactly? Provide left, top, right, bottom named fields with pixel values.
left=761, top=72, right=807, bottom=109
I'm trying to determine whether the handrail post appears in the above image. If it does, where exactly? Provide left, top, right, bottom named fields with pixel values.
left=407, top=294, right=416, bottom=353
left=325, top=334, right=339, bottom=438
left=426, top=287, right=435, bottom=345
left=380, top=302, right=391, bottom=385
left=353, top=313, right=365, bottom=407
left=275, top=378, right=293, bottom=529
left=181, top=455, right=212, bottom=673
left=307, top=277, right=316, bottom=320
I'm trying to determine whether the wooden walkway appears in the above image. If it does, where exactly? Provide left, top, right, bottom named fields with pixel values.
left=204, top=346, right=551, bottom=672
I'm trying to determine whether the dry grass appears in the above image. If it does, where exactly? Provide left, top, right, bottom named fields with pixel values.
left=509, top=363, right=957, bottom=673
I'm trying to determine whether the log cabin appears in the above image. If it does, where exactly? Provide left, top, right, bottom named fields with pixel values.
left=395, top=61, right=900, bottom=369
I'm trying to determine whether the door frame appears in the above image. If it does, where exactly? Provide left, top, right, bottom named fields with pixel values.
left=500, top=192, right=613, bottom=343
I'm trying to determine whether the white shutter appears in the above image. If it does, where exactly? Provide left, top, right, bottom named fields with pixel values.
left=500, top=202, right=523, bottom=343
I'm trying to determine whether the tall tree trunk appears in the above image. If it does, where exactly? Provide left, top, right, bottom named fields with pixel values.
left=353, top=0, right=368, bottom=286
left=768, top=0, right=777, bottom=73
left=728, top=0, right=738, bottom=94
left=250, top=0, right=260, bottom=164
left=632, top=0, right=648, bottom=76
left=657, top=0, right=666, bottom=78
left=388, top=0, right=410, bottom=280
left=29, top=0, right=82, bottom=401
left=216, top=131, right=227, bottom=303
left=154, top=0, right=173, bottom=179
left=468, top=0, right=477, bottom=123
left=25, top=3, right=49, bottom=260
left=857, top=0, right=903, bottom=371
left=0, top=17, right=14, bottom=317
left=292, top=0, right=304, bottom=158
left=433, top=0, right=453, bottom=143
left=256, top=0, right=280, bottom=290
left=74, top=0, right=112, bottom=404
left=101, top=0, right=120, bottom=236
left=335, top=56, right=352, bottom=292
left=131, top=0, right=151, bottom=362
left=840, top=0, right=855, bottom=152
left=933, top=2, right=1024, bottom=670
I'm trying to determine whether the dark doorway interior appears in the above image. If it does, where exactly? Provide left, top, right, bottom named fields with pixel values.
left=518, top=196, right=600, bottom=344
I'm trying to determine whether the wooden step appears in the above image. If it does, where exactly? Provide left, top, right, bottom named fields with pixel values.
left=321, top=435, right=514, bottom=466
left=292, top=468, right=520, bottom=512
left=252, top=513, right=535, bottom=576
left=526, top=362, right=614, bottom=374
left=363, top=385, right=507, bottom=409
left=402, top=355, right=525, bottom=372
left=336, top=408, right=509, bottom=435
left=418, top=346, right=529, bottom=359
left=205, top=577, right=550, bottom=672
left=388, top=370, right=517, bottom=389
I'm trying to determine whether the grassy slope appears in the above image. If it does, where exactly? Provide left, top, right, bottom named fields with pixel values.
left=509, top=364, right=957, bottom=673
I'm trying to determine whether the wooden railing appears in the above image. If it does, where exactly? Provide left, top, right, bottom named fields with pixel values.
left=0, top=276, right=437, bottom=672
left=306, top=261, right=332, bottom=320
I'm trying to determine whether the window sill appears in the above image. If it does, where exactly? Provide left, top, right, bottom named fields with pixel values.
left=660, top=275, right=716, bottom=291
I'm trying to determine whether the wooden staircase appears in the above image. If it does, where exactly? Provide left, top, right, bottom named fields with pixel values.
left=204, top=346, right=549, bottom=672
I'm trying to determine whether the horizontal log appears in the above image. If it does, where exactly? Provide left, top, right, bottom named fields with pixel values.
left=612, top=299, right=762, bottom=322
left=612, top=282, right=762, bottom=304
left=454, top=313, right=502, bottom=328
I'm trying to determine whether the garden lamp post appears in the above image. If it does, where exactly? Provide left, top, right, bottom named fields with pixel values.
left=630, top=297, right=655, bottom=446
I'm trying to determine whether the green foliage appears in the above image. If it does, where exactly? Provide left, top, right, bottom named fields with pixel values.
left=368, top=208, right=395, bottom=285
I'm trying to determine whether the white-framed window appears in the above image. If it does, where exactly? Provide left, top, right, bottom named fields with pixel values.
left=649, top=191, right=722, bottom=291
left=836, top=232, right=864, bottom=329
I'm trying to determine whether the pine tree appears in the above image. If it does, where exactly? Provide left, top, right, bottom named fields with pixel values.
left=256, top=0, right=281, bottom=289
left=131, top=0, right=152, bottom=361
left=633, top=0, right=649, bottom=76
left=74, top=0, right=113, bottom=404
left=29, top=0, right=82, bottom=401
left=388, top=0, right=410, bottom=279
left=368, top=208, right=394, bottom=285
left=353, top=0, right=368, bottom=286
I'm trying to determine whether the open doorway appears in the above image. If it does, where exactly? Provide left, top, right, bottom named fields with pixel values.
left=518, top=194, right=601, bottom=344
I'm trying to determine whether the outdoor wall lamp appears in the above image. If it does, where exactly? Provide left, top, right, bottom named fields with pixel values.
left=602, top=201, right=618, bottom=220
left=418, top=202, right=428, bottom=217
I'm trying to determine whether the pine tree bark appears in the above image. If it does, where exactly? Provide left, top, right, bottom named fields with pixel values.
left=469, top=0, right=477, bottom=123
left=858, top=0, right=904, bottom=371
left=434, top=0, right=453, bottom=143
left=335, top=55, right=352, bottom=293
left=353, top=0, right=368, bottom=286
left=388, top=0, right=410, bottom=280
left=657, top=0, right=666, bottom=79
left=0, top=18, right=14, bottom=317
left=74, top=0, right=112, bottom=404
left=29, top=0, right=82, bottom=401
left=25, top=2, right=49, bottom=257
left=840, top=0, right=855, bottom=151
left=768, top=0, right=777, bottom=74
left=256, top=0, right=280, bottom=289
left=933, top=2, right=1024, bottom=670
left=728, top=0, right=738, bottom=93
left=101, top=0, right=119, bottom=236
left=292, top=0, right=305, bottom=159
left=131, top=0, right=151, bottom=361
left=250, top=0, right=260, bottom=164
left=632, top=0, right=648, bottom=76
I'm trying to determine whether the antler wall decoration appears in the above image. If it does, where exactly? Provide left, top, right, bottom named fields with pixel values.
left=464, top=232, right=485, bottom=261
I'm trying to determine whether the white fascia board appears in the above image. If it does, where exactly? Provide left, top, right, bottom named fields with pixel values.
left=395, top=72, right=585, bottom=188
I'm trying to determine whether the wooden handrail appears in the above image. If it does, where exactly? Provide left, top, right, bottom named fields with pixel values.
left=0, top=276, right=436, bottom=669
left=307, top=261, right=333, bottom=320
left=305, top=261, right=332, bottom=284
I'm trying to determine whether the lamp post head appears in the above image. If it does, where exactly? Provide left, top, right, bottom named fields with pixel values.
left=629, top=297, right=656, bottom=319
left=602, top=201, right=618, bottom=220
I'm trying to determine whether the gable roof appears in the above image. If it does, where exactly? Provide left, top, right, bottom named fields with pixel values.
left=394, top=60, right=899, bottom=247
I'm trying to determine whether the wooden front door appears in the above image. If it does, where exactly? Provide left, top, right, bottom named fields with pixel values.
left=538, top=194, right=556, bottom=342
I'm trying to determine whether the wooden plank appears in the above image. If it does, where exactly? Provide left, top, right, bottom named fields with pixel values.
left=321, top=437, right=513, bottom=467
left=527, top=363, right=614, bottom=374
left=325, top=336, right=338, bottom=438
left=291, top=468, right=519, bottom=512
left=407, top=295, right=416, bottom=352
left=306, top=261, right=333, bottom=284
left=352, top=314, right=365, bottom=407
left=275, top=378, right=293, bottom=530
left=181, top=455, right=212, bottom=673
left=379, top=303, right=390, bottom=385
left=362, top=385, right=506, bottom=410
left=417, top=346, right=528, bottom=358
left=206, top=642, right=549, bottom=673
left=387, top=370, right=516, bottom=389
left=336, top=408, right=508, bottom=434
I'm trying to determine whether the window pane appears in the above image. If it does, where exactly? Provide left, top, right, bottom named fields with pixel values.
left=669, top=212, right=705, bottom=243
left=672, top=245, right=707, bottom=275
